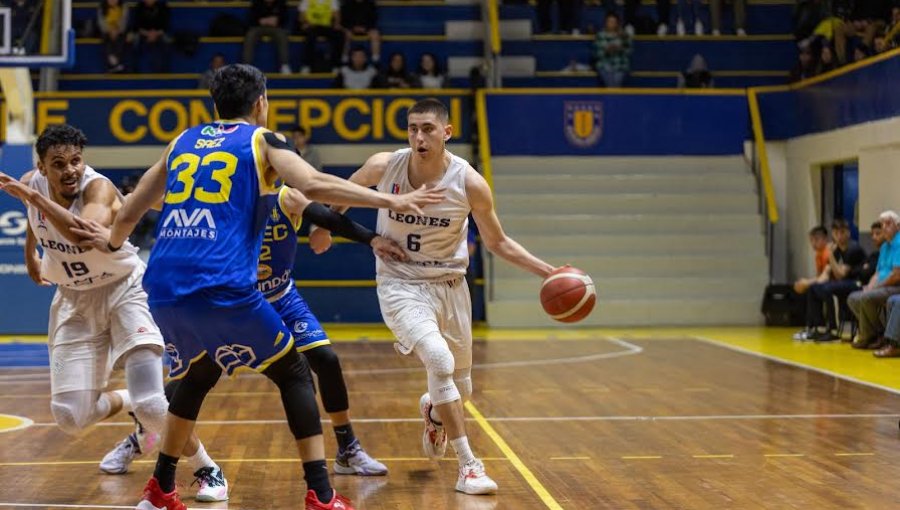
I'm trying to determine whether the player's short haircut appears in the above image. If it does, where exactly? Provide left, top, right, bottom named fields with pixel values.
left=408, top=98, right=449, bottom=124
left=809, top=225, right=828, bottom=237
left=831, top=218, right=849, bottom=231
left=35, top=124, right=88, bottom=160
left=209, top=64, right=267, bottom=120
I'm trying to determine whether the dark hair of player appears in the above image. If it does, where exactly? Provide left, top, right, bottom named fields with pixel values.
left=408, top=98, right=449, bottom=124
left=35, top=124, right=88, bottom=160
left=209, top=64, right=267, bottom=120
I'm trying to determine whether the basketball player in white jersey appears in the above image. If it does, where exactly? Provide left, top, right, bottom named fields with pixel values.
left=317, top=98, right=558, bottom=494
left=0, top=124, right=228, bottom=501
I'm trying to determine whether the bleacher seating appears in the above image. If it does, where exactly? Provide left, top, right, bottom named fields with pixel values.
left=63, top=0, right=797, bottom=90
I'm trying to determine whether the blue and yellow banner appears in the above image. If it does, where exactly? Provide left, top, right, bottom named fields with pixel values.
left=30, top=91, right=471, bottom=145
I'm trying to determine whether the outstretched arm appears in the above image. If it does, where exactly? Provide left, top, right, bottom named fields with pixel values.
left=467, top=167, right=555, bottom=278
left=328, top=151, right=392, bottom=215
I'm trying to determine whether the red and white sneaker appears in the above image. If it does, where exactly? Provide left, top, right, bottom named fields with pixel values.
left=305, top=489, right=354, bottom=509
left=135, top=477, right=186, bottom=510
left=419, top=393, right=447, bottom=459
left=456, top=459, right=498, bottom=495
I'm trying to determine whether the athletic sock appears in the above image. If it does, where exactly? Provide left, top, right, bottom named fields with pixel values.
left=450, top=436, right=476, bottom=467
left=185, top=442, right=217, bottom=472
left=333, top=423, right=357, bottom=452
left=154, top=452, right=180, bottom=493
left=114, top=389, right=132, bottom=411
left=303, top=459, right=333, bottom=503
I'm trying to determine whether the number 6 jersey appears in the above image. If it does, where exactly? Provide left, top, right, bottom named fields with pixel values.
left=375, top=148, right=471, bottom=281
left=27, top=166, right=142, bottom=291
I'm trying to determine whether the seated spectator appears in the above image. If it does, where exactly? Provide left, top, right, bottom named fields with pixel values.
left=334, top=47, right=377, bottom=89
left=817, top=44, right=837, bottom=74
left=710, top=0, right=746, bottom=36
left=879, top=293, right=900, bottom=357
left=98, top=0, right=129, bottom=72
left=340, top=0, right=380, bottom=64
left=373, top=52, right=420, bottom=89
left=130, top=0, right=171, bottom=73
left=793, top=225, right=829, bottom=339
left=678, top=54, right=713, bottom=88
left=886, top=7, right=900, bottom=48
left=789, top=45, right=817, bottom=83
left=416, top=53, right=447, bottom=89
left=198, top=53, right=226, bottom=89
left=8, top=0, right=38, bottom=55
left=243, top=0, right=292, bottom=74
left=298, top=0, right=343, bottom=73
left=873, top=35, right=888, bottom=54
left=848, top=211, right=900, bottom=353
left=833, top=1, right=890, bottom=64
left=290, top=125, right=323, bottom=172
left=676, top=0, right=705, bottom=36
left=851, top=221, right=885, bottom=347
left=852, top=43, right=872, bottom=63
left=803, top=219, right=867, bottom=342
left=593, top=13, right=632, bottom=88
left=537, top=0, right=581, bottom=34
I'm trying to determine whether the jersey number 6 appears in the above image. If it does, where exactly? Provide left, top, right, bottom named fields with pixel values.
left=406, top=234, right=421, bottom=252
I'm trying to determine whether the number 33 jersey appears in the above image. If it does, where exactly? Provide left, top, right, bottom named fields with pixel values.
left=27, top=166, right=142, bottom=291
left=145, top=122, right=279, bottom=305
left=375, top=148, right=471, bottom=281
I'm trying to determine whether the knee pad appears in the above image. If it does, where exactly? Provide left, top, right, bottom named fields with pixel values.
left=132, top=393, right=168, bottom=435
left=51, top=391, right=110, bottom=435
left=264, top=350, right=322, bottom=440
left=453, top=369, right=472, bottom=403
left=303, top=346, right=348, bottom=414
left=414, top=333, right=459, bottom=406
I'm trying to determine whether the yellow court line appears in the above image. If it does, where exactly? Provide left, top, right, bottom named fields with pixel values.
left=465, top=401, right=564, bottom=510
left=834, top=453, right=874, bottom=457
left=549, top=456, right=590, bottom=460
left=764, top=453, right=805, bottom=458
left=621, top=455, right=662, bottom=460
left=692, top=454, right=734, bottom=459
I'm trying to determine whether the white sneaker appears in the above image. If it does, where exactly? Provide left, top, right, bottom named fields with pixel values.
left=737, top=28, right=747, bottom=36
left=456, top=459, right=498, bottom=495
left=694, top=20, right=704, bottom=35
left=712, top=29, right=721, bottom=36
left=299, top=66, right=311, bottom=74
left=192, top=466, right=229, bottom=502
left=419, top=393, right=447, bottom=460
left=280, top=64, right=292, bottom=74
left=99, top=434, right=139, bottom=474
left=657, top=23, right=668, bottom=36
left=676, top=20, right=686, bottom=36
left=625, top=24, right=635, bottom=36
left=334, top=440, right=388, bottom=476
left=792, top=330, right=811, bottom=341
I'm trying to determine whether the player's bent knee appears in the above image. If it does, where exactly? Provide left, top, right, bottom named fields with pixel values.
left=50, top=394, right=108, bottom=435
left=264, top=350, right=323, bottom=439
left=132, top=393, right=168, bottom=434
left=303, top=345, right=340, bottom=376
left=305, top=346, right=349, bottom=413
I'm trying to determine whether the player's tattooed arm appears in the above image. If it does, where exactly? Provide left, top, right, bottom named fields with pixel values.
left=467, top=166, right=556, bottom=278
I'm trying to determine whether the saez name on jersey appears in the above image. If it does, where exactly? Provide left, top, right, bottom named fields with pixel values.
left=387, top=209, right=451, bottom=228
left=159, top=208, right=218, bottom=241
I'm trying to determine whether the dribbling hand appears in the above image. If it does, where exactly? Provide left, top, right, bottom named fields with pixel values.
left=0, top=172, right=33, bottom=203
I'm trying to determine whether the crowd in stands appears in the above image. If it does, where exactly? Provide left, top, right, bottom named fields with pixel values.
left=791, top=1, right=900, bottom=82
left=793, top=213, right=900, bottom=359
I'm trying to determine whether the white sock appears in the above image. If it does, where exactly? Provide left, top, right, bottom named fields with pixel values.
left=114, top=389, right=132, bottom=412
left=185, top=442, right=217, bottom=472
left=450, top=436, right=476, bottom=467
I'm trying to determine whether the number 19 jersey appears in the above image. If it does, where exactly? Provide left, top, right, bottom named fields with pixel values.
left=144, top=121, right=279, bottom=305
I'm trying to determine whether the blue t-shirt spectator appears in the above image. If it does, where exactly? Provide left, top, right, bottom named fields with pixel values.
left=876, top=235, right=900, bottom=283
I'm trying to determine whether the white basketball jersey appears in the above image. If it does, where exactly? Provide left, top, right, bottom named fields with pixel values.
left=27, top=166, right=142, bottom=291
left=376, top=148, right=471, bottom=281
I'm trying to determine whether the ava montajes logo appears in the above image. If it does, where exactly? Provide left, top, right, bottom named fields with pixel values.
left=564, top=101, right=603, bottom=148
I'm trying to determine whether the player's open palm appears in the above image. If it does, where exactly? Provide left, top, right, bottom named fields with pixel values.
left=371, top=236, right=408, bottom=262
left=392, top=185, right=444, bottom=215
left=309, top=227, right=333, bottom=254
left=0, top=172, right=31, bottom=203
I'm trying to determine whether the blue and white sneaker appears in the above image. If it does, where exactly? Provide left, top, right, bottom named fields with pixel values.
left=192, top=466, right=229, bottom=502
left=334, top=440, right=388, bottom=476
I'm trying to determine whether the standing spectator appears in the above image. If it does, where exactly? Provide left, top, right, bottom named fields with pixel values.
left=340, top=0, right=381, bottom=64
left=290, top=125, right=323, bottom=172
left=536, top=0, right=581, bottom=34
left=373, top=52, right=420, bottom=88
left=334, top=47, right=377, bottom=89
left=817, top=44, right=837, bottom=74
left=804, top=219, right=867, bottom=342
left=710, top=0, right=746, bottom=36
left=833, top=1, right=889, bottom=64
left=198, top=53, right=226, bottom=89
left=8, top=0, right=38, bottom=55
left=618, top=0, right=671, bottom=36
left=298, top=0, right=343, bottom=73
left=130, top=0, right=171, bottom=73
left=97, top=0, right=129, bottom=72
left=789, top=45, right=818, bottom=83
left=416, top=53, right=446, bottom=89
left=243, top=0, right=292, bottom=74
left=848, top=211, right=900, bottom=351
left=793, top=0, right=829, bottom=41
left=678, top=54, right=712, bottom=88
left=676, top=0, right=705, bottom=36
left=593, top=13, right=632, bottom=88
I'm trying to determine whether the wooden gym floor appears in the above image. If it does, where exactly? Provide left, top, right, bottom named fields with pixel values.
left=1, top=327, right=900, bottom=509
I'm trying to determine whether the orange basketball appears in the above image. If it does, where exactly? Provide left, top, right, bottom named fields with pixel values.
left=540, top=266, right=596, bottom=323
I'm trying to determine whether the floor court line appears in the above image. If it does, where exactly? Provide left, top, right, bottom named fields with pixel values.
left=465, top=401, right=563, bottom=510
left=693, top=336, right=900, bottom=396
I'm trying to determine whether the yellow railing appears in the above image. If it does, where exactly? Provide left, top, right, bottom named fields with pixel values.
left=746, top=88, right=779, bottom=224
left=40, top=0, right=54, bottom=54
left=487, top=0, right=501, bottom=56
left=475, top=89, right=494, bottom=194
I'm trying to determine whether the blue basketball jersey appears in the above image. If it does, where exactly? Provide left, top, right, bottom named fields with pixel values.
left=145, top=121, right=279, bottom=305
left=258, top=187, right=302, bottom=299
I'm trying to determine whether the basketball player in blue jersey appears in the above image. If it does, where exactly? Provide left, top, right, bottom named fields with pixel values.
left=72, top=64, right=442, bottom=510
